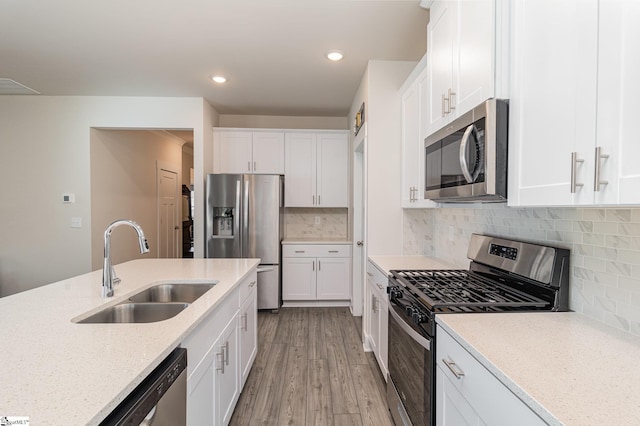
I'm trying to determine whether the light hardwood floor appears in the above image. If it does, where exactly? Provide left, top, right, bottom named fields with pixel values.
left=230, top=307, right=393, bottom=426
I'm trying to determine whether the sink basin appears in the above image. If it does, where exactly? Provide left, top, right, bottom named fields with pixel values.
left=128, top=282, right=218, bottom=304
left=76, top=302, right=189, bottom=324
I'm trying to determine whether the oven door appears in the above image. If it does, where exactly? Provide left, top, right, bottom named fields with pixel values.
left=387, top=297, right=433, bottom=426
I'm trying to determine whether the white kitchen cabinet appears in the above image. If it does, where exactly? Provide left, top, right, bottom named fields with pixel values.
left=401, top=58, right=439, bottom=209
left=436, top=325, right=545, bottom=426
left=238, top=281, right=257, bottom=388
left=284, top=131, right=349, bottom=208
left=425, top=0, right=499, bottom=137
left=184, top=269, right=258, bottom=426
left=282, top=244, right=351, bottom=303
left=364, top=259, right=388, bottom=378
left=213, top=129, right=285, bottom=174
left=508, top=0, right=640, bottom=206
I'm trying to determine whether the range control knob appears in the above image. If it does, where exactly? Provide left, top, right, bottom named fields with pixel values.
left=388, top=287, right=403, bottom=300
left=412, top=311, right=428, bottom=324
left=405, top=306, right=415, bottom=316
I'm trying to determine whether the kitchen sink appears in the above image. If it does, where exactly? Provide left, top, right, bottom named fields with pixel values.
left=127, top=282, right=218, bottom=304
left=76, top=302, right=189, bottom=324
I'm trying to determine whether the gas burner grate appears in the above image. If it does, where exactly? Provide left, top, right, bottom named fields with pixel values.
left=391, top=269, right=549, bottom=311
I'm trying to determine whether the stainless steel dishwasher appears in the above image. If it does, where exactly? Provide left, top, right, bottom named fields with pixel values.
left=100, top=348, right=187, bottom=426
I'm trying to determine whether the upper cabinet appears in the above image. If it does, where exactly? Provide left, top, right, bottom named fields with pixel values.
left=508, top=0, right=640, bottom=206
left=213, top=129, right=285, bottom=174
left=284, top=131, right=349, bottom=208
left=425, top=0, right=500, bottom=136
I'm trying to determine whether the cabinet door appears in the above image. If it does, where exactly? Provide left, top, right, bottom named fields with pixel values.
left=239, top=288, right=257, bottom=387
left=427, top=1, right=455, bottom=134
left=378, top=294, right=388, bottom=379
left=253, top=131, right=285, bottom=174
left=317, top=133, right=348, bottom=207
left=455, top=0, right=494, bottom=115
left=436, top=366, right=485, bottom=426
left=187, top=355, right=214, bottom=425
left=369, top=287, right=380, bottom=355
left=282, top=257, right=316, bottom=300
left=316, top=257, right=350, bottom=300
left=508, top=0, right=598, bottom=206
left=596, top=0, right=640, bottom=205
left=215, top=131, right=253, bottom=174
left=285, top=132, right=317, bottom=207
left=215, top=318, right=239, bottom=425
left=402, top=80, right=420, bottom=207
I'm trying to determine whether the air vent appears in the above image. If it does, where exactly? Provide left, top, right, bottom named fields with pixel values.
left=0, top=78, right=40, bottom=95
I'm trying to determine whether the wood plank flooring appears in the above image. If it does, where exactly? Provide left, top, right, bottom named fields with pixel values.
left=230, top=307, right=393, bottom=426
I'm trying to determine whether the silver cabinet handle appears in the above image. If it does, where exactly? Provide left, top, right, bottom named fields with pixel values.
left=571, top=152, right=585, bottom=193
left=328, top=250, right=339, bottom=253
left=248, top=161, right=251, bottom=172
left=594, top=146, right=609, bottom=191
left=448, top=88, right=456, bottom=112
left=459, top=125, right=476, bottom=183
left=366, top=271, right=373, bottom=277
left=442, top=357, right=465, bottom=379
left=376, top=283, right=384, bottom=291
left=312, top=260, right=315, bottom=271
left=318, top=195, right=321, bottom=205
left=253, top=161, right=257, bottom=171
left=242, top=313, right=248, bottom=331
left=318, top=260, right=321, bottom=271
left=216, top=350, right=225, bottom=374
left=294, top=250, right=305, bottom=253
left=441, top=94, right=447, bottom=117
left=249, top=280, right=257, bottom=287
left=313, top=195, right=316, bottom=205
left=372, top=294, right=377, bottom=313
left=223, top=341, right=230, bottom=366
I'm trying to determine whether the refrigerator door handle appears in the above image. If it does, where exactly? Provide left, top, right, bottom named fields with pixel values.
left=243, top=179, right=249, bottom=253
left=234, top=179, right=241, bottom=242
left=257, top=266, right=275, bottom=273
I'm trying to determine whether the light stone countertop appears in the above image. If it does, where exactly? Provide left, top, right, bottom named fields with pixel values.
left=0, top=258, right=259, bottom=425
left=437, top=312, right=640, bottom=425
left=282, top=238, right=351, bottom=244
left=368, top=255, right=459, bottom=276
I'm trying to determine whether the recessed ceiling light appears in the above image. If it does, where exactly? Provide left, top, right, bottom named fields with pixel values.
left=325, top=50, right=344, bottom=61
left=210, top=75, right=227, bottom=84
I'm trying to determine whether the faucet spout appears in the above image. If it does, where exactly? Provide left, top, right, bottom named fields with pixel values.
left=102, top=219, right=150, bottom=298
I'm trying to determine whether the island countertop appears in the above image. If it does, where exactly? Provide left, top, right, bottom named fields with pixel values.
left=0, top=258, right=259, bottom=425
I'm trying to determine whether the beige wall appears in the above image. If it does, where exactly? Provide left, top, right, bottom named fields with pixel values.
left=90, top=129, right=184, bottom=270
left=0, top=96, right=216, bottom=296
left=219, top=114, right=348, bottom=130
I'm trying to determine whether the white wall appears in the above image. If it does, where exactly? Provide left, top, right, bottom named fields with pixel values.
left=219, top=114, right=348, bottom=130
left=349, top=61, right=416, bottom=256
left=90, top=129, right=184, bottom=270
left=0, top=96, right=217, bottom=296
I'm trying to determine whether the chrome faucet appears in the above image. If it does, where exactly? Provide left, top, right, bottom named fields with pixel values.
left=102, top=219, right=150, bottom=297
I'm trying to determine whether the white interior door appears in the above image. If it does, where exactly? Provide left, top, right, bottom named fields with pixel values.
left=158, top=167, right=179, bottom=258
left=352, top=126, right=367, bottom=318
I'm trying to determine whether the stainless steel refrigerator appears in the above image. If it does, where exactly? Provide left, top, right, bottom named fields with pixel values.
left=205, top=174, right=283, bottom=311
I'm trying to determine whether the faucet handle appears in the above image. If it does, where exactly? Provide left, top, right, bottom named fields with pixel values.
left=111, top=266, right=121, bottom=285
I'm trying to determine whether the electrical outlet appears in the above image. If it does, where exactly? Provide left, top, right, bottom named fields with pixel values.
left=314, top=216, right=321, bottom=225
left=70, top=217, right=82, bottom=228
left=448, top=226, right=455, bottom=241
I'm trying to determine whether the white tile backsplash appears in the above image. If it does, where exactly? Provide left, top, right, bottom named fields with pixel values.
left=284, top=208, right=348, bottom=239
left=403, top=205, right=640, bottom=336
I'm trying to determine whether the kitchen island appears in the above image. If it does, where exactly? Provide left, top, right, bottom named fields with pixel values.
left=0, top=258, right=259, bottom=425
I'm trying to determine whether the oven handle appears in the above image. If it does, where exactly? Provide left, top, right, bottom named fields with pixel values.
left=389, top=304, right=431, bottom=351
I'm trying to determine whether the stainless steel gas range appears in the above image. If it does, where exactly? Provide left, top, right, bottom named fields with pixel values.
left=386, top=234, right=570, bottom=426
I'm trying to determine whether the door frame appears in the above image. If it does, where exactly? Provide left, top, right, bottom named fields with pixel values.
left=352, top=124, right=367, bottom=319
left=157, top=161, right=182, bottom=258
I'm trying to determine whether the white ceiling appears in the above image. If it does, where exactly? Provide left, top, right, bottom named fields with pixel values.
left=0, top=0, right=429, bottom=117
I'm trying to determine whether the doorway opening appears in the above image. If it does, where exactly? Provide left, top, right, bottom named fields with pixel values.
left=89, top=128, right=194, bottom=271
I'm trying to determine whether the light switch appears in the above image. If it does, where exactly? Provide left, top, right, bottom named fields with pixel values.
left=63, top=193, right=75, bottom=203
left=70, top=217, right=82, bottom=228
left=314, top=216, right=321, bottom=225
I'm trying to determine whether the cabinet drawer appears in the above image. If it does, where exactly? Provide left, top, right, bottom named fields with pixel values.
left=182, top=287, right=239, bottom=374
left=282, top=244, right=351, bottom=258
left=436, top=325, right=545, bottom=425
left=238, top=270, right=258, bottom=304
left=366, top=261, right=388, bottom=292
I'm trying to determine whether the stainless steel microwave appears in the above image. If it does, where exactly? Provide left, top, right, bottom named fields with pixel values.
left=424, top=98, right=508, bottom=202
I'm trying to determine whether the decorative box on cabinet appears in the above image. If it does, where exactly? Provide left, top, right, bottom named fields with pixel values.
left=213, top=128, right=285, bottom=174
left=508, top=0, right=640, bottom=206
left=282, top=244, right=351, bottom=305
left=425, top=0, right=508, bottom=137
left=436, top=325, right=545, bottom=426
left=284, top=131, right=349, bottom=208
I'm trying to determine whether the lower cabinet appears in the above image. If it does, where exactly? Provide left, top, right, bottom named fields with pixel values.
left=183, top=269, right=258, bottom=426
left=436, top=325, right=545, bottom=426
left=365, top=259, right=388, bottom=378
left=282, top=244, right=351, bottom=303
